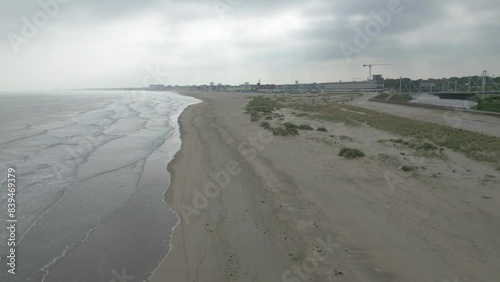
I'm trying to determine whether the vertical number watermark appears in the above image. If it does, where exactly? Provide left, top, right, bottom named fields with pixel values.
left=6, top=167, right=17, bottom=275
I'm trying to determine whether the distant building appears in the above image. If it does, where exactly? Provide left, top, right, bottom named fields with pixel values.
left=372, top=74, right=384, bottom=84
left=256, top=84, right=277, bottom=93
left=322, top=80, right=381, bottom=93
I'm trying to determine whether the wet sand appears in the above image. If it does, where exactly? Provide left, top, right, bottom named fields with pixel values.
left=151, top=92, right=500, bottom=282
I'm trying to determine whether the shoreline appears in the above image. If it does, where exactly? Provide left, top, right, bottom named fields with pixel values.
left=146, top=97, right=203, bottom=281
left=145, top=92, right=204, bottom=281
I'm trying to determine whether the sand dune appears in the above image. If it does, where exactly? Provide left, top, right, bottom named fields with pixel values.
left=152, top=92, right=500, bottom=282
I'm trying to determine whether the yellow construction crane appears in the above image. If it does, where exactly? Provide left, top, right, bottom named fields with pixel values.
left=363, top=64, right=392, bottom=81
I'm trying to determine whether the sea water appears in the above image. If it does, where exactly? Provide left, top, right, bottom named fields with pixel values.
left=0, top=90, right=200, bottom=281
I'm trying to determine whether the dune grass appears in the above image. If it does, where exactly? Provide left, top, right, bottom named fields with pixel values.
left=298, top=124, right=314, bottom=131
left=339, top=148, right=365, bottom=159
left=401, top=165, right=416, bottom=172
left=299, top=103, right=500, bottom=163
left=247, top=96, right=500, bottom=164
left=246, top=96, right=282, bottom=114
left=473, top=96, right=500, bottom=113
left=260, top=121, right=271, bottom=130
left=273, top=126, right=299, bottom=136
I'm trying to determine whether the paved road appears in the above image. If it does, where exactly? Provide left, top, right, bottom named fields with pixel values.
left=350, top=93, right=500, bottom=138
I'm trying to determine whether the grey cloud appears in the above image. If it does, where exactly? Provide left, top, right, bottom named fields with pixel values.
left=0, top=0, right=499, bottom=90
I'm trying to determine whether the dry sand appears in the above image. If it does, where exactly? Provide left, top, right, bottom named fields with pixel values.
left=151, top=92, right=500, bottom=282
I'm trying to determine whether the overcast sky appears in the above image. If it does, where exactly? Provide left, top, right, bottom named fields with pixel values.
left=0, top=0, right=499, bottom=90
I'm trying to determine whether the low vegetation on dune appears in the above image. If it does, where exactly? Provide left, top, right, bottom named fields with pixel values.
left=298, top=124, right=314, bottom=131
left=260, top=121, right=271, bottom=130
left=473, top=96, right=500, bottom=113
left=297, top=103, right=500, bottom=163
left=309, top=113, right=362, bottom=127
left=283, top=122, right=298, bottom=129
left=389, top=138, right=410, bottom=146
left=377, top=138, right=445, bottom=159
left=317, top=127, right=328, bottom=132
left=274, top=122, right=300, bottom=136
left=339, top=135, right=353, bottom=142
left=401, top=165, right=416, bottom=172
left=246, top=96, right=500, bottom=165
left=246, top=96, right=282, bottom=114
left=338, top=147, right=365, bottom=159
left=257, top=120, right=300, bottom=136
left=250, top=115, right=260, bottom=122
left=246, top=96, right=282, bottom=122
left=418, top=142, right=438, bottom=151
left=273, top=126, right=299, bottom=136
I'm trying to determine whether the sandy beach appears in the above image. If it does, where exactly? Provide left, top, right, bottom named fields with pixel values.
left=151, top=92, right=500, bottom=282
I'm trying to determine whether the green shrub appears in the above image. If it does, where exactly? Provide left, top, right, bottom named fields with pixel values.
left=401, top=165, right=415, bottom=172
left=286, top=127, right=299, bottom=136
left=283, top=122, right=298, bottom=129
left=317, top=127, right=328, bottom=132
left=250, top=116, right=260, bottom=122
left=473, top=96, right=500, bottom=112
left=260, top=122, right=271, bottom=130
left=265, top=116, right=273, bottom=120
left=338, top=148, right=365, bottom=159
left=298, top=124, right=314, bottom=131
left=300, top=103, right=500, bottom=163
left=273, top=126, right=299, bottom=136
left=245, top=96, right=282, bottom=114
left=418, top=142, right=437, bottom=151
left=339, top=135, right=353, bottom=142
left=273, top=127, right=285, bottom=136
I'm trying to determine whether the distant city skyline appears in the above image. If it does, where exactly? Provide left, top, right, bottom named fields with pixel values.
left=1, top=0, right=499, bottom=91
